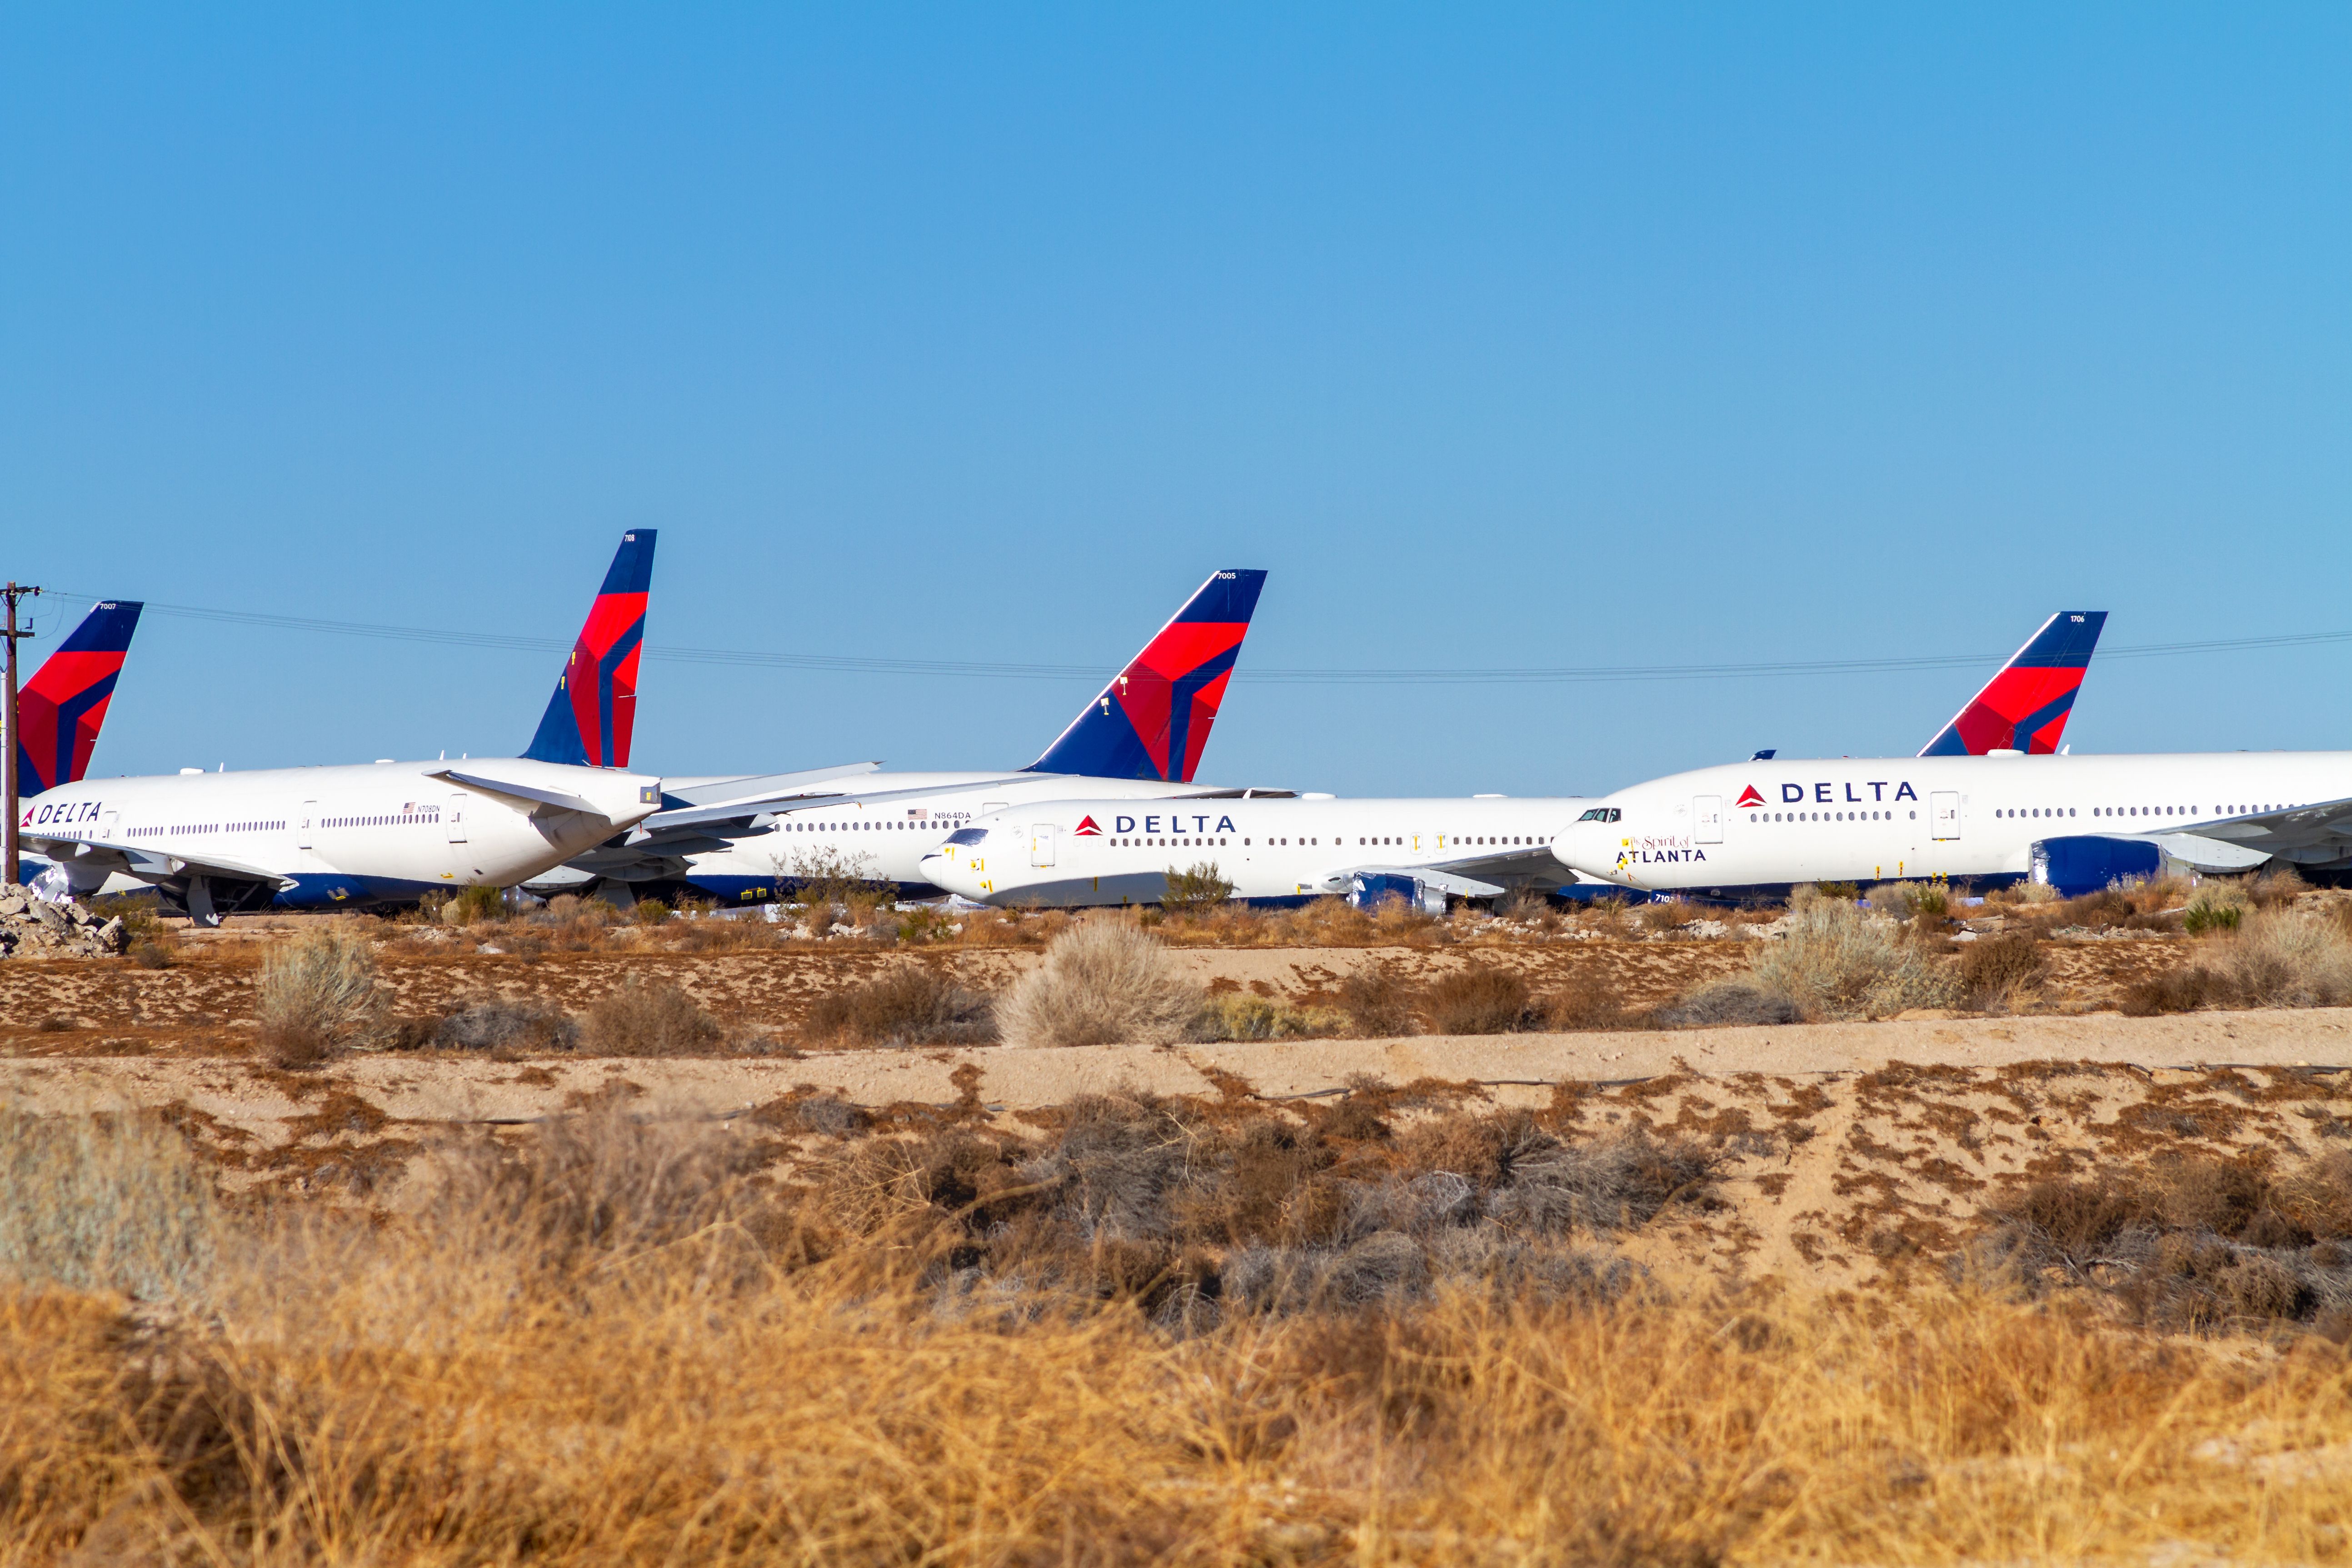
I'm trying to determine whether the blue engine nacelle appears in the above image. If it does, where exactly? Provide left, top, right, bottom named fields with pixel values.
left=2031, top=835, right=2164, bottom=899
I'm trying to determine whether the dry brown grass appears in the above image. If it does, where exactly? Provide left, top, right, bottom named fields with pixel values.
left=997, top=919, right=1201, bottom=1048
left=804, top=964, right=997, bottom=1047
left=580, top=976, right=723, bottom=1056
left=15, top=1105, right=2352, bottom=1563
left=255, top=922, right=389, bottom=1066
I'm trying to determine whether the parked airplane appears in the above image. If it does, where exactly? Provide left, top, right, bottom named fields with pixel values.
left=1550, top=750, right=2351, bottom=902
left=917, top=612, right=2118, bottom=909
left=542, top=568, right=1274, bottom=902
left=922, top=794, right=1578, bottom=907
left=18, top=533, right=664, bottom=923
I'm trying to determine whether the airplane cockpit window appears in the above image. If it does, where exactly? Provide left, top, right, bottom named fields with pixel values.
left=944, top=828, right=989, bottom=846
left=1574, top=808, right=1623, bottom=823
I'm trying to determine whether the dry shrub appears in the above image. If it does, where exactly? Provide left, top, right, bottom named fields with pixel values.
left=1194, top=992, right=1347, bottom=1041
left=806, top=965, right=997, bottom=1047
left=1876, top=880, right=1948, bottom=920
left=446, top=883, right=505, bottom=925
left=1747, top=892, right=1958, bottom=1020
left=0, top=1111, right=218, bottom=1302
left=2121, top=966, right=2220, bottom=1017
left=256, top=922, right=389, bottom=1066
left=631, top=897, right=673, bottom=926
left=1541, top=975, right=1640, bottom=1031
left=2220, top=909, right=2352, bottom=1008
left=1653, top=981, right=1801, bottom=1029
left=1338, top=967, right=1419, bottom=1037
left=1161, top=861, right=1234, bottom=915
left=2251, top=865, right=2311, bottom=908
left=1977, top=1152, right=2352, bottom=1329
left=1959, top=930, right=2047, bottom=1011
left=2182, top=880, right=2248, bottom=936
left=429, top=1100, right=776, bottom=1270
left=1632, top=898, right=1696, bottom=936
left=996, top=920, right=1201, bottom=1048
left=1426, top=964, right=1543, bottom=1034
left=582, top=976, right=723, bottom=1056
left=434, top=999, right=580, bottom=1052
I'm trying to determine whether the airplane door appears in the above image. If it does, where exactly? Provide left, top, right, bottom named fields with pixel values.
left=1693, top=795, right=1723, bottom=844
left=447, top=794, right=467, bottom=844
left=1031, top=824, right=1057, bottom=868
left=100, top=810, right=118, bottom=843
left=1931, top=791, right=1961, bottom=841
left=298, top=801, right=317, bottom=850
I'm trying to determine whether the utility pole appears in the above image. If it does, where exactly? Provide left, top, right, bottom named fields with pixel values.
left=2, top=582, right=43, bottom=889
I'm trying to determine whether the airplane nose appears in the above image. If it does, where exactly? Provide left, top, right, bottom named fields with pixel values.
left=1552, top=822, right=1624, bottom=884
left=920, top=850, right=981, bottom=897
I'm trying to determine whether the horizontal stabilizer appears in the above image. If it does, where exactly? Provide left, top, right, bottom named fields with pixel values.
left=428, top=767, right=605, bottom=816
left=658, top=763, right=882, bottom=809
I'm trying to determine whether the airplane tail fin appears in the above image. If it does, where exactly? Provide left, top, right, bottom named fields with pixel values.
left=523, top=530, right=656, bottom=767
left=1918, top=610, right=2107, bottom=757
left=15, top=600, right=143, bottom=794
left=1025, top=569, right=1268, bottom=781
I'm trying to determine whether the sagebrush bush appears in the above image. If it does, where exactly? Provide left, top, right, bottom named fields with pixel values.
left=1162, top=861, right=1234, bottom=915
left=1748, top=894, right=1957, bottom=1020
left=806, top=965, right=996, bottom=1047
left=1426, top=964, right=1543, bottom=1034
left=1338, top=968, right=1418, bottom=1036
left=434, top=999, right=580, bottom=1052
left=995, top=919, right=1201, bottom=1048
left=447, top=884, right=505, bottom=925
left=1194, top=991, right=1346, bottom=1042
left=2221, top=909, right=2352, bottom=1008
left=257, top=923, right=390, bottom=1065
left=1653, top=981, right=1800, bottom=1029
left=583, top=976, right=723, bottom=1055
left=0, top=1112, right=218, bottom=1301
left=1960, top=931, right=2047, bottom=1011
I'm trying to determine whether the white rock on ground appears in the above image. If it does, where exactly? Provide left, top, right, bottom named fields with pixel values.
left=0, top=884, right=128, bottom=959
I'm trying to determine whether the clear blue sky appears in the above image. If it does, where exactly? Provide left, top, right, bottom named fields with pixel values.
left=4, top=6, right=2345, bottom=795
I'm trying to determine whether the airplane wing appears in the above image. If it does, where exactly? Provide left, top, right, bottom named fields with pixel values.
left=2126, top=796, right=2352, bottom=871
left=1289, top=844, right=1569, bottom=900
left=19, top=833, right=296, bottom=890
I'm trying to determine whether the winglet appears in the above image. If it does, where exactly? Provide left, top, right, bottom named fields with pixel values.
left=1919, top=611, right=2107, bottom=757
left=1024, top=569, right=1268, bottom=781
left=524, top=531, right=656, bottom=767
left=15, top=599, right=143, bottom=794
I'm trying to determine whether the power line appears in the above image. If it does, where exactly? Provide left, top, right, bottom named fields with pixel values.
left=42, top=589, right=2352, bottom=687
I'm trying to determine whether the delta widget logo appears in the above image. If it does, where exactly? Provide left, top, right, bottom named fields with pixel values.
left=1074, top=815, right=1103, bottom=836
left=1734, top=785, right=1767, bottom=809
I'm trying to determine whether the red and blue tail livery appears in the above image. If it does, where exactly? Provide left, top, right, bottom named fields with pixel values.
left=1918, top=610, right=2107, bottom=757
left=524, top=530, right=656, bottom=768
left=15, top=599, right=142, bottom=795
left=1026, top=569, right=1268, bottom=782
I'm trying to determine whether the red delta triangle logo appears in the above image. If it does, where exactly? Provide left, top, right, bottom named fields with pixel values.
left=1074, top=815, right=1104, bottom=836
left=1733, top=785, right=1767, bottom=809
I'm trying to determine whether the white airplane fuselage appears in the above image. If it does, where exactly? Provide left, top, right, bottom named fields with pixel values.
left=22, top=757, right=661, bottom=914
left=920, top=795, right=1588, bottom=907
left=667, top=774, right=1261, bottom=902
left=1552, top=752, right=2352, bottom=897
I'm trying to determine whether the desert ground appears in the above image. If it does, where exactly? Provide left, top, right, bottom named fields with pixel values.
left=15, top=883, right=2352, bottom=1563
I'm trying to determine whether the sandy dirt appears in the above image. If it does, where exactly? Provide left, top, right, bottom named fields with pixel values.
left=10, top=1007, right=2352, bottom=1291
left=0, top=933, right=2199, bottom=1057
